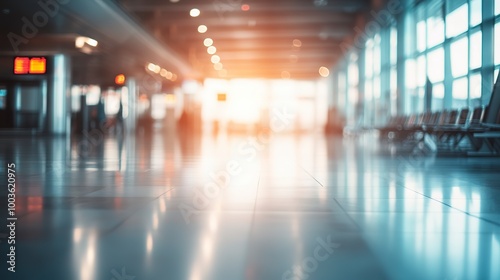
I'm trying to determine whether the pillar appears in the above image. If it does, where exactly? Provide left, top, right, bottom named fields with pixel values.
left=125, top=77, right=137, bottom=132
left=47, top=54, right=71, bottom=134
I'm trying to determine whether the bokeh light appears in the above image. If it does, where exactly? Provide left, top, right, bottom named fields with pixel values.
left=293, top=39, right=302, bottom=47
left=218, top=69, right=227, bottom=77
left=211, top=55, right=220, bottom=64
left=319, top=66, right=330, bottom=77
left=190, top=8, right=200, bottom=17
left=198, top=25, right=208, bottom=33
left=214, top=63, right=223, bottom=70
left=204, top=38, right=213, bottom=47
left=207, top=46, right=217, bottom=54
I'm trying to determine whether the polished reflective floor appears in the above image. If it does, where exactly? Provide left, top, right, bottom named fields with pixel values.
left=1, top=131, right=500, bottom=280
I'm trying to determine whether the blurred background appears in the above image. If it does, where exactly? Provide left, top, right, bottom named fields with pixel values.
left=1, top=0, right=500, bottom=279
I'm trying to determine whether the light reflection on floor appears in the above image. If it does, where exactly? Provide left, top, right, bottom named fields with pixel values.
left=0, top=131, right=499, bottom=279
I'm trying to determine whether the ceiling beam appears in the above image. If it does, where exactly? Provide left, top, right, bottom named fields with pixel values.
left=137, top=11, right=355, bottom=27
left=121, top=0, right=371, bottom=12
left=171, top=28, right=351, bottom=40
left=197, top=50, right=338, bottom=60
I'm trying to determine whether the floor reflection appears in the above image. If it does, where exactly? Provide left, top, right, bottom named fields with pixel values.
left=0, top=131, right=499, bottom=279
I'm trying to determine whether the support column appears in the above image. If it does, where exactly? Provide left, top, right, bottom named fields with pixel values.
left=125, top=77, right=137, bottom=133
left=47, top=54, right=71, bottom=134
left=481, top=0, right=495, bottom=105
left=396, top=10, right=408, bottom=115
left=380, top=28, right=391, bottom=124
left=443, top=39, right=453, bottom=109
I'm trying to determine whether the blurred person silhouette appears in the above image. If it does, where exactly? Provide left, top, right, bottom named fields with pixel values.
left=89, top=107, right=98, bottom=129
left=97, top=96, right=107, bottom=133
left=115, top=100, right=124, bottom=136
left=97, top=96, right=107, bottom=129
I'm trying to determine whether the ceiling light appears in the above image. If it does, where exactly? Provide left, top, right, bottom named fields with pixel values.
left=146, top=63, right=161, bottom=74
left=218, top=69, right=227, bottom=77
left=75, top=36, right=98, bottom=48
left=160, top=69, right=168, bottom=77
left=198, top=25, right=207, bottom=33
left=75, top=37, right=85, bottom=48
left=147, top=63, right=157, bottom=72
left=211, top=55, right=220, bottom=63
left=293, top=39, right=302, bottom=47
left=241, top=4, right=250, bottom=11
left=86, top=38, right=98, bottom=47
left=207, top=46, right=217, bottom=54
left=190, top=8, right=200, bottom=17
left=319, top=66, right=330, bottom=77
left=170, top=0, right=179, bottom=2
left=204, top=38, right=213, bottom=47
left=214, top=63, right=223, bottom=70
left=281, top=71, right=291, bottom=79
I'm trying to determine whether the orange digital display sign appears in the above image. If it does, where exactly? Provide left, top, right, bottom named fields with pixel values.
left=14, top=57, right=30, bottom=74
left=14, top=57, right=47, bottom=74
left=29, top=57, right=46, bottom=74
left=217, top=93, right=227, bottom=102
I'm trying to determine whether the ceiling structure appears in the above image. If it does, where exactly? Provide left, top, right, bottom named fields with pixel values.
left=0, top=0, right=376, bottom=82
left=119, top=0, right=373, bottom=80
left=0, top=0, right=193, bottom=85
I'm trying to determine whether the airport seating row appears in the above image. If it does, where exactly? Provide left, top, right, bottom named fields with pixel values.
left=378, top=105, right=500, bottom=155
left=378, top=71, right=500, bottom=155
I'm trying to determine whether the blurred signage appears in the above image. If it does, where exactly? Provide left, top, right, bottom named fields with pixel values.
left=14, top=57, right=46, bottom=74
left=217, top=93, right=226, bottom=102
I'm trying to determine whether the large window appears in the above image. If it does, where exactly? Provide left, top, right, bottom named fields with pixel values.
left=496, top=21, right=500, bottom=88
left=331, top=0, right=500, bottom=125
left=337, top=71, right=346, bottom=114
left=470, top=73, right=482, bottom=107
left=433, top=83, right=445, bottom=110
left=427, top=48, right=445, bottom=83
left=427, top=2, right=445, bottom=47
left=347, top=53, right=359, bottom=126
left=470, top=31, right=482, bottom=69
left=416, top=6, right=427, bottom=52
left=450, top=37, right=468, bottom=78
left=495, top=22, right=500, bottom=66
left=389, top=27, right=398, bottom=116
left=364, top=35, right=382, bottom=126
left=447, top=2, right=471, bottom=108
left=446, top=3, right=468, bottom=38
left=470, top=0, right=481, bottom=26
left=452, top=77, right=468, bottom=108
